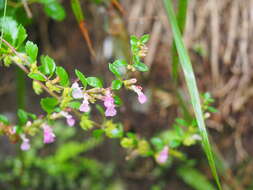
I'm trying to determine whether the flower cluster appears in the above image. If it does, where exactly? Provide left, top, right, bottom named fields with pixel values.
left=70, top=78, right=147, bottom=118
left=0, top=31, right=156, bottom=160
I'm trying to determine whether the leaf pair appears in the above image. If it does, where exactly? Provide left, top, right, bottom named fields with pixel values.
left=75, top=69, right=103, bottom=88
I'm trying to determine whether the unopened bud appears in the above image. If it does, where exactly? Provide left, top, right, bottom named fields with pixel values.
left=33, top=81, right=43, bottom=95
left=124, top=78, right=137, bottom=86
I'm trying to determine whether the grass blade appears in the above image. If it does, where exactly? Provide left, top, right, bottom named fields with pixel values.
left=162, top=0, right=222, bottom=189
left=172, top=0, right=188, bottom=83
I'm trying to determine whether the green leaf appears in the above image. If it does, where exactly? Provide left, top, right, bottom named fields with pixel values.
left=32, top=80, right=43, bottom=95
left=109, top=63, right=119, bottom=78
left=111, top=79, right=122, bottom=90
left=151, top=137, right=164, bottom=151
left=162, top=0, right=221, bottom=189
left=133, top=55, right=141, bottom=64
left=92, top=129, right=104, bottom=138
left=40, top=97, right=59, bottom=114
left=17, top=109, right=28, bottom=126
left=40, top=55, right=56, bottom=76
left=109, top=60, right=127, bottom=77
left=207, top=106, right=218, bottom=113
left=160, top=130, right=182, bottom=148
left=175, top=118, right=188, bottom=126
left=80, top=114, right=94, bottom=130
left=0, top=114, right=9, bottom=125
left=56, top=66, right=69, bottom=87
left=0, top=16, right=18, bottom=42
left=140, top=34, right=150, bottom=44
left=87, top=77, right=103, bottom=88
left=68, top=101, right=81, bottom=109
left=104, top=123, right=124, bottom=138
left=113, top=95, right=122, bottom=106
left=15, top=125, right=23, bottom=134
left=25, top=41, right=38, bottom=61
left=16, top=25, right=27, bottom=48
left=130, top=35, right=138, bottom=46
left=177, top=166, right=216, bottom=190
left=28, top=73, right=46, bottom=81
left=121, top=137, right=135, bottom=148
left=44, top=1, right=66, bottom=21
left=75, top=69, right=87, bottom=88
left=113, top=59, right=127, bottom=67
left=27, top=113, right=37, bottom=120
left=133, top=62, right=149, bottom=72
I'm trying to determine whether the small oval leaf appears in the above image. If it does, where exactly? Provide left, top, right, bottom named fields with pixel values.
left=87, top=77, right=103, bottom=88
left=56, top=66, right=69, bottom=87
left=75, top=69, right=87, bottom=88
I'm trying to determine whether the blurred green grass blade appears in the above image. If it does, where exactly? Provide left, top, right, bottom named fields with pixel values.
left=162, top=0, right=222, bottom=189
left=177, top=166, right=217, bottom=190
left=172, top=0, right=188, bottom=83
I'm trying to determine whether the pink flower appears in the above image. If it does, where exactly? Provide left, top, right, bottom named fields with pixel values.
left=138, top=92, right=147, bottom=104
left=105, top=106, right=117, bottom=117
left=103, top=90, right=117, bottom=117
left=71, top=82, right=83, bottom=99
left=61, top=111, right=76, bottom=127
left=104, top=95, right=114, bottom=107
left=79, top=93, right=90, bottom=112
left=156, top=146, right=169, bottom=164
left=67, top=117, right=75, bottom=126
left=42, top=124, right=55, bottom=144
left=131, top=85, right=147, bottom=104
left=20, top=134, right=30, bottom=151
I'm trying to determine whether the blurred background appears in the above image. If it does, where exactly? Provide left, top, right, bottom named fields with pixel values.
left=0, top=0, right=253, bottom=189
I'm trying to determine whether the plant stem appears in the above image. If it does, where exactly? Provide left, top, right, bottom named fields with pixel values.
left=16, top=68, right=26, bottom=109
left=0, top=37, right=59, bottom=99
left=0, top=0, right=8, bottom=48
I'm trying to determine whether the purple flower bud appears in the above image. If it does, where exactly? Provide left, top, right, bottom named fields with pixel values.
left=138, top=92, right=147, bottom=104
left=67, top=116, right=75, bottom=126
left=105, top=106, right=117, bottom=117
left=131, top=85, right=147, bottom=104
left=156, top=146, right=169, bottom=164
left=104, top=96, right=114, bottom=107
left=79, top=93, right=90, bottom=112
left=103, top=90, right=117, bottom=117
left=71, top=82, right=83, bottom=99
left=79, top=103, right=90, bottom=112
left=60, top=111, right=76, bottom=127
left=42, top=124, right=55, bottom=144
left=20, top=134, right=31, bottom=151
